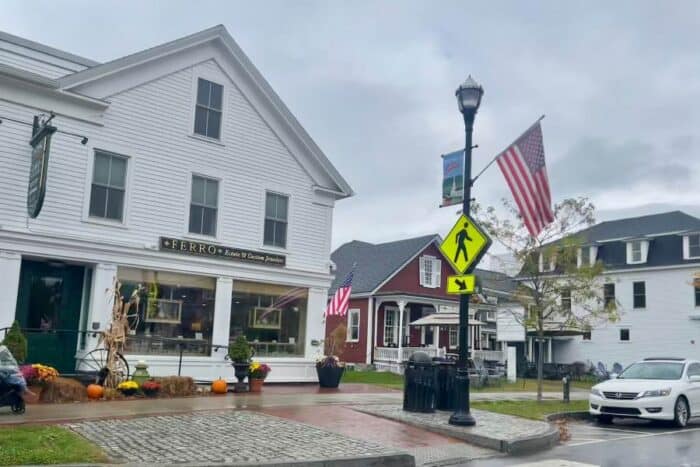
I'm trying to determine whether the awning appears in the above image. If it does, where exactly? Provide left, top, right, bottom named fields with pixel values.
left=410, top=313, right=484, bottom=327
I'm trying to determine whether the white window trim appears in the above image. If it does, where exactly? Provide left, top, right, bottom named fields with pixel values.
left=577, top=245, right=598, bottom=268
left=183, top=171, right=222, bottom=241
left=683, top=234, right=700, bottom=260
left=261, top=189, right=291, bottom=252
left=449, top=326, right=458, bottom=348
left=190, top=74, right=227, bottom=143
left=619, top=327, right=631, bottom=343
left=539, top=252, right=556, bottom=272
left=632, top=281, right=646, bottom=309
left=383, top=306, right=399, bottom=347
left=346, top=309, right=360, bottom=343
left=626, top=240, right=649, bottom=264
left=81, top=145, right=133, bottom=229
left=419, top=255, right=441, bottom=288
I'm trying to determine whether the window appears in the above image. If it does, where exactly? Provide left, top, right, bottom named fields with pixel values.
left=419, top=255, right=441, bottom=288
left=540, top=252, right=555, bottom=272
left=604, top=283, right=616, bottom=308
left=582, top=331, right=591, bottom=341
left=626, top=240, right=648, bottom=264
left=579, top=246, right=590, bottom=268
left=633, top=281, right=646, bottom=309
left=383, top=307, right=398, bottom=346
left=449, top=327, right=458, bottom=348
left=631, top=242, right=642, bottom=262
left=695, top=285, right=700, bottom=307
left=89, top=150, right=127, bottom=221
left=347, top=309, right=360, bottom=342
left=561, top=288, right=571, bottom=312
left=264, top=192, right=288, bottom=248
left=688, top=234, right=700, bottom=259
left=687, top=363, right=700, bottom=378
left=194, top=78, right=223, bottom=139
left=620, top=328, right=630, bottom=341
left=189, top=176, right=218, bottom=236
left=118, top=268, right=216, bottom=356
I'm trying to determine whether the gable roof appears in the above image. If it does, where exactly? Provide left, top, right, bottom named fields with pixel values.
left=331, top=234, right=517, bottom=296
left=0, top=30, right=99, bottom=68
left=578, top=211, right=700, bottom=243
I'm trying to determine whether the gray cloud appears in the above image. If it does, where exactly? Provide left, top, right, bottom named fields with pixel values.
left=1, top=0, right=698, bottom=250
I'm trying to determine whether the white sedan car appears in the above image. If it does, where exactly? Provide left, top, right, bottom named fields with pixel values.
left=589, top=358, right=700, bottom=427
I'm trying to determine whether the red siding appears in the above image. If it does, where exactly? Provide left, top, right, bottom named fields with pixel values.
left=324, top=298, right=367, bottom=364
left=378, top=243, right=458, bottom=300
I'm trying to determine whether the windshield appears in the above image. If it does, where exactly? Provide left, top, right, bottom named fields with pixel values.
left=618, top=362, right=684, bottom=380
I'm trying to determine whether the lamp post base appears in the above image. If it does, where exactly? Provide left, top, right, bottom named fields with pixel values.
left=449, top=410, right=476, bottom=426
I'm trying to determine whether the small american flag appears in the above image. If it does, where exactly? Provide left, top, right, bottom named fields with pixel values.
left=496, top=121, right=554, bottom=237
left=325, top=267, right=354, bottom=317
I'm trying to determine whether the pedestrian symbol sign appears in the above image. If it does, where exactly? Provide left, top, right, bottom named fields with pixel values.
left=446, top=275, right=476, bottom=294
left=439, top=214, right=491, bottom=274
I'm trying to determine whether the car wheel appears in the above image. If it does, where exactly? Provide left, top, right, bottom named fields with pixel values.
left=674, top=397, right=689, bottom=428
left=597, top=415, right=613, bottom=424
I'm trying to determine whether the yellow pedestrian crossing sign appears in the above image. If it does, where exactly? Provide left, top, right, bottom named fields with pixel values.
left=446, top=275, right=476, bottom=294
left=439, top=214, right=491, bottom=274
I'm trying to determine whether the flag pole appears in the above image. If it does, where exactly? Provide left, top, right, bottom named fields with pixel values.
left=471, top=114, right=545, bottom=185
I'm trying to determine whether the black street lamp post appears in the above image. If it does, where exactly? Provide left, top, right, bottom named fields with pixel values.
left=449, top=75, right=484, bottom=427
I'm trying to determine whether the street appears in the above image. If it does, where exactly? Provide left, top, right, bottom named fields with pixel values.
left=468, top=418, right=700, bottom=467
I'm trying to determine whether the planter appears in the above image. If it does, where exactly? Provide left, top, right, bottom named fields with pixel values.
left=232, top=363, right=249, bottom=383
left=119, top=388, right=137, bottom=397
left=142, top=389, right=159, bottom=398
left=24, top=385, right=43, bottom=404
left=249, top=378, right=264, bottom=393
left=316, top=366, right=345, bottom=388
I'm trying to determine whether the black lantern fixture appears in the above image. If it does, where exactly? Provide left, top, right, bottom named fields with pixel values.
left=456, top=75, right=484, bottom=117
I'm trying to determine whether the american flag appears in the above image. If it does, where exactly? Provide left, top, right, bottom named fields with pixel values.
left=325, top=267, right=354, bottom=317
left=258, top=287, right=306, bottom=320
left=496, top=121, right=554, bottom=237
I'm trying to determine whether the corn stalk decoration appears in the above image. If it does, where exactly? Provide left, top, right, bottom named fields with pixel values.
left=97, top=279, right=143, bottom=388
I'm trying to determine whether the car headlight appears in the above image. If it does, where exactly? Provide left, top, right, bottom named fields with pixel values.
left=639, top=388, right=672, bottom=398
left=590, top=388, right=603, bottom=398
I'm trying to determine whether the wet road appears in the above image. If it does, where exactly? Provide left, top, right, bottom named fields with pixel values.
left=468, top=418, right=700, bottom=467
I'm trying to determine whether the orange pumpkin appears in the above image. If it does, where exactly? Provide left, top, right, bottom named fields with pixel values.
left=86, top=384, right=104, bottom=400
left=211, top=378, right=228, bottom=394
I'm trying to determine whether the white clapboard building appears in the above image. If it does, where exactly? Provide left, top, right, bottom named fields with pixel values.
left=0, top=26, right=352, bottom=382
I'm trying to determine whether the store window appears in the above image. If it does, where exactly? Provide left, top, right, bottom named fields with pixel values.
left=230, top=281, right=307, bottom=357
left=118, top=268, right=216, bottom=356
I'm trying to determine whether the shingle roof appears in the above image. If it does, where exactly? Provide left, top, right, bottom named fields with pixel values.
left=0, top=30, right=99, bottom=67
left=330, top=234, right=518, bottom=296
left=578, top=211, right=700, bottom=243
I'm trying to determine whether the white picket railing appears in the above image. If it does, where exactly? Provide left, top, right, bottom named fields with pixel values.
left=374, top=346, right=446, bottom=363
left=473, top=349, right=506, bottom=362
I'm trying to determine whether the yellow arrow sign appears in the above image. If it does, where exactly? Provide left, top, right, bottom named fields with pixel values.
left=446, top=274, right=476, bottom=294
left=439, top=214, right=491, bottom=274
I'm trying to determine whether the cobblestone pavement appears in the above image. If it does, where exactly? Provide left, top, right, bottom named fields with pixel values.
left=354, top=404, right=553, bottom=442
left=67, top=410, right=405, bottom=465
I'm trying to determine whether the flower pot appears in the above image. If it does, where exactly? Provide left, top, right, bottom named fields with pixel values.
left=249, top=378, right=264, bottom=393
left=24, top=385, right=43, bottom=404
left=120, top=388, right=137, bottom=396
left=142, top=388, right=159, bottom=398
left=316, top=366, right=345, bottom=388
left=232, top=362, right=249, bottom=384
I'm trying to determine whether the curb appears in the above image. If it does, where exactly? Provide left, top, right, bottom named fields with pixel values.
left=352, top=408, right=558, bottom=456
left=545, top=411, right=592, bottom=422
left=26, top=452, right=416, bottom=467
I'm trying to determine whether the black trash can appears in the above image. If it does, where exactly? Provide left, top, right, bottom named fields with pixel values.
left=435, top=360, right=457, bottom=410
left=403, top=351, right=437, bottom=413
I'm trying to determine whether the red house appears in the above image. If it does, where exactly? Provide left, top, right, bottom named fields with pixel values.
left=324, top=234, right=516, bottom=373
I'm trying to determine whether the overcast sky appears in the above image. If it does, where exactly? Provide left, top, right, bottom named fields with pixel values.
left=3, top=1, right=699, bottom=251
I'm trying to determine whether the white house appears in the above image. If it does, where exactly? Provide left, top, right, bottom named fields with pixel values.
left=0, top=26, right=352, bottom=382
left=502, top=211, right=700, bottom=371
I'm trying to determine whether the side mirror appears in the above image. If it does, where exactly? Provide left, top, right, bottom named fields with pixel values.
left=609, top=373, right=618, bottom=379
left=689, top=375, right=700, bottom=383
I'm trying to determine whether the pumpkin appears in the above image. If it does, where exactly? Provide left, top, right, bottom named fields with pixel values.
left=211, top=378, right=228, bottom=394
left=86, top=384, right=104, bottom=400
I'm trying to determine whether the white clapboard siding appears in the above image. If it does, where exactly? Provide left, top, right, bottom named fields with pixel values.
left=0, top=59, right=334, bottom=273
left=0, top=39, right=88, bottom=78
left=552, top=267, right=700, bottom=368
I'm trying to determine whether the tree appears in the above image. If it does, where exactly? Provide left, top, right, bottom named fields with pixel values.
left=473, top=197, right=620, bottom=401
left=1, top=320, right=27, bottom=363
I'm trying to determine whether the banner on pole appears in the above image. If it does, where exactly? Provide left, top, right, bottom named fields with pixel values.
left=441, top=150, right=463, bottom=207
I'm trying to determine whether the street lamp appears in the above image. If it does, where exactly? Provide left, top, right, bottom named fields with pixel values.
left=449, top=75, right=484, bottom=427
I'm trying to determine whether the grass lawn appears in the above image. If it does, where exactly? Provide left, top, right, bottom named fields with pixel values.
left=0, top=425, right=107, bottom=466
left=342, top=370, right=594, bottom=392
left=471, top=400, right=589, bottom=420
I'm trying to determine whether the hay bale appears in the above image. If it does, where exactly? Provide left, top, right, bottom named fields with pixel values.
left=157, top=376, right=196, bottom=397
left=40, top=377, right=87, bottom=403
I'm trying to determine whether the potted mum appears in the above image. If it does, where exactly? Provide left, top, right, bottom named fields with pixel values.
left=316, top=324, right=346, bottom=388
left=141, top=379, right=161, bottom=397
left=117, top=380, right=139, bottom=396
left=248, top=362, right=271, bottom=393
left=20, top=363, right=58, bottom=403
left=228, top=335, right=254, bottom=391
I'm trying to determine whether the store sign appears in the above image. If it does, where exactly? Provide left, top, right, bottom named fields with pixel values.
left=159, top=237, right=285, bottom=267
left=27, top=118, right=57, bottom=218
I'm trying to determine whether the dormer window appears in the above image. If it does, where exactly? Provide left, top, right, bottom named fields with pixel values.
left=683, top=233, right=700, bottom=260
left=577, top=245, right=598, bottom=268
left=539, top=252, right=556, bottom=272
left=419, top=255, right=441, bottom=288
left=626, top=240, right=649, bottom=264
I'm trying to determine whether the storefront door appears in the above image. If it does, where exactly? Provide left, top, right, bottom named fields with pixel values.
left=15, top=260, right=85, bottom=372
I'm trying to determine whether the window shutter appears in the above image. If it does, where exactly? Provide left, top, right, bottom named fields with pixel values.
left=433, top=259, right=441, bottom=288
left=419, top=256, right=426, bottom=286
